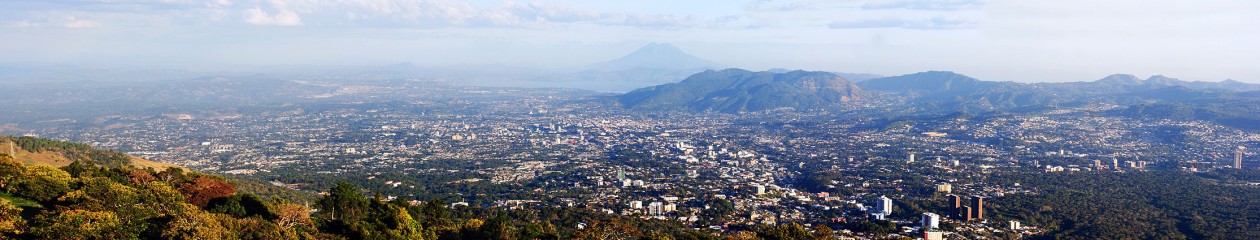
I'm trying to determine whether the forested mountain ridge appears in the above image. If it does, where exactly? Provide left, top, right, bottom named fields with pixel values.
left=618, top=69, right=867, bottom=113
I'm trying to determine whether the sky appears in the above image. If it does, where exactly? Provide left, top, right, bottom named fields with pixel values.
left=2, top=0, right=1259, bottom=83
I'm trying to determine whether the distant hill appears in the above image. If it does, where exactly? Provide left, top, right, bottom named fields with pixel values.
left=766, top=68, right=881, bottom=82
left=586, top=43, right=723, bottom=71
left=858, top=71, right=1008, bottom=96
left=855, top=71, right=1061, bottom=114
left=540, top=43, right=726, bottom=92
left=1083, top=74, right=1260, bottom=92
left=617, top=69, right=866, bottom=113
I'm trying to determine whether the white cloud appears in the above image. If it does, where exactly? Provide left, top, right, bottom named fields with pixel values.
left=63, top=18, right=102, bottom=28
left=208, top=0, right=233, bottom=8
left=243, top=7, right=300, bottom=26
left=745, top=0, right=813, bottom=12
left=861, top=0, right=985, bottom=11
left=4, top=15, right=102, bottom=29
left=829, top=17, right=975, bottom=30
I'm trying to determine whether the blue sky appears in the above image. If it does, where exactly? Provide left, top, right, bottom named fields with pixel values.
left=2, top=0, right=1258, bottom=83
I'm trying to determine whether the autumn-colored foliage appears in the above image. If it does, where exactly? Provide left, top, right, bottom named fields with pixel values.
left=178, top=176, right=237, bottom=208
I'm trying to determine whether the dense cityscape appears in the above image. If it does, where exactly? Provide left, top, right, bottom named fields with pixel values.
left=8, top=78, right=1255, bottom=239
left=4, top=1, right=1260, bottom=239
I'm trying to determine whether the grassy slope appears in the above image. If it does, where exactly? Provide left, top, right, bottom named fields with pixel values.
left=1, top=139, right=184, bottom=171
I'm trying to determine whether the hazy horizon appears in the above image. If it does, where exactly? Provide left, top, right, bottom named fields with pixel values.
left=3, top=0, right=1259, bottom=83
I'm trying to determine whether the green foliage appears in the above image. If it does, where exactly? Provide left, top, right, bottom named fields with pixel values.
left=844, top=220, right=896, bottom=236
left=0, top=154, right=24, bottom=189
left=318, top=181, right=370, bottom=223
left=991, top=171, right=1260, bottom=239
left=11, top=166, right=72, bottom=202
left=0, top=198, right=25, bottom=236
left=755, top=223, right=812, bottom=240
left=0, top=149, right=323, bottom=239
left=208, top=193, right=278, bottom=220
left=619, top=69, right=865, bottom=113
left=30, top=209, right=129, bottom=240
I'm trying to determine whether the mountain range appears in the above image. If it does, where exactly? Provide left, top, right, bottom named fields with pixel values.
left=616, top=68, right=1260, bottom=129
left=617, top=69, right=864, bottom=113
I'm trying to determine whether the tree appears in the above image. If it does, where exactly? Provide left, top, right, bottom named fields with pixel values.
left=57, top=177, right=140, bottom=212
left=222, top=215, right=302, bottom=240
left=156, top=167, right=186, bottom=183
left=570, top=219, right=641, bottom=240
left=125, top=168, right=158, bottom=185
left=138, top=181, right=189, bottom=217
left=413, top=198, right=454, bottom=230
left=0, top=154, right=24, bottom=190
left=0, top=198, right=24, bottom=236
left=317, top=181, right=369, bottom=222
left=812, top=225, right=838, bottom=240
left=479, top=213, right=518, bottom=240
left=61, top=160, right=99, bottom=178
left=724, top=231, right=760, bottom=240
left=30, top=210, right=128, bottom=240
left=274, top=202, right=314, bottom=229
left=207, top=193, right=277, bottom=220
left=13, top=165, right=73, bottom=202
left=756, top=223, right=812, bottom=240
left=161, top=205, right=233, bottom=240
left=177, top=176, right=237, bottom=208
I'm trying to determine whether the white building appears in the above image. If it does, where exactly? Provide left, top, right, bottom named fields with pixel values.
left=936, top=183, right=952, bottom=194
left=647, top=202, right=667, bottom=216
left=878, top=195, right=892, bottom=214
left=922, top=213, right=940, bottom=229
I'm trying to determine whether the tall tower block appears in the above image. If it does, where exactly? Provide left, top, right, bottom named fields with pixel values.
left=948, top=194, right=961, bottom=209
left=973, top=197, right=985, bottom=219
left=1237, top=146, right=1246, bottom=169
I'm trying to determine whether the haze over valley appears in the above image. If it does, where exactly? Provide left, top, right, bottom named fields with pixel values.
left=2, top=1, right=1259, bottom=239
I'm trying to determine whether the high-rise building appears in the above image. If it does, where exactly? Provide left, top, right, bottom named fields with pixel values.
left=960, top=206, right=973, bottom=221
left=922, top=213, right=940, bottom=229
left=973, top=197, right=985, bottom=219
left=878, top=196, right=893, bottom=215
left=908, top=153, right=916, bottom=163
left=617, top=168, right=626, bottom=181
left=948, top=194, right=961, bottom=209
left=647, top=202, right=665, bottom=216
left=1009, top=220, right=1021, bottom=230
left=1237, top=146, right=1246, bottom=169
left=754, top=184, right=766, bottom=195
left=936, top=183, right=952, bottom=194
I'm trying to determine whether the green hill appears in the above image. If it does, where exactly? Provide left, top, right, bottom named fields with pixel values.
left=618, top=69, right=866, bottom=113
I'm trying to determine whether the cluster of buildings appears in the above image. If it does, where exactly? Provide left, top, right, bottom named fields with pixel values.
left=18, top=84, right=1258, bottom=239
